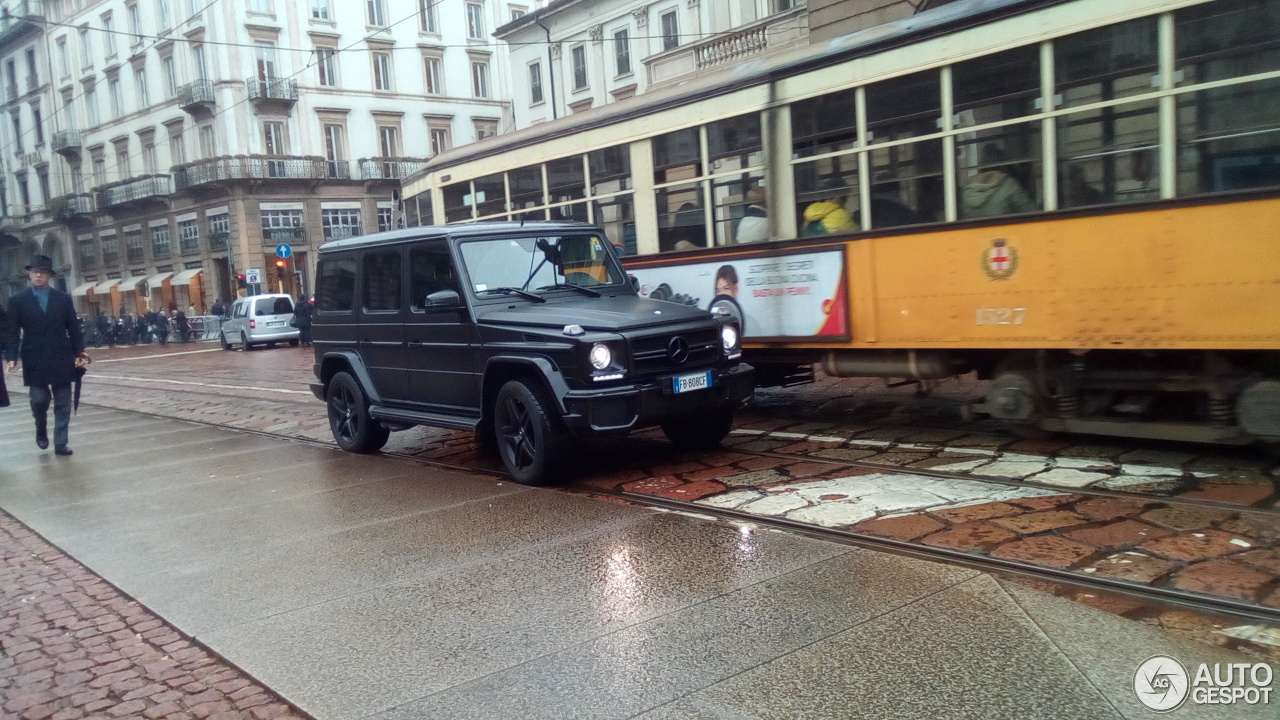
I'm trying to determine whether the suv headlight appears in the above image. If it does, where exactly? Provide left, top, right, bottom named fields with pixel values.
left=589, top=342, right=613, bottom=370
left=721, top=325, right=739, bottom=351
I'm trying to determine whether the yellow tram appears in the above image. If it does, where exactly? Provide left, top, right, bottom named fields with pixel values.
left=401, top=0, right=1280, bottom=447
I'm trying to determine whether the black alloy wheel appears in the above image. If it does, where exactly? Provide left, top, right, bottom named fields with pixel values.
left=661, top=406, right=734, bottom=450
left=494, top=379, right=561, bottom=485
left=326, top=371, right=391, bottom=453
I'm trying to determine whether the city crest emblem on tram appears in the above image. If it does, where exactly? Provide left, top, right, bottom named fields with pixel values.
left=982, top=239, right=1018, bottom=280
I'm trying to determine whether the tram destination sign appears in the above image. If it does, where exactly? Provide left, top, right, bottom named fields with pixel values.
left=628, top=248, right=847, bottom=340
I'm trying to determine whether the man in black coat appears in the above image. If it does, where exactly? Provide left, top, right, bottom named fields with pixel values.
left=4, top=255, right=90, bottom=456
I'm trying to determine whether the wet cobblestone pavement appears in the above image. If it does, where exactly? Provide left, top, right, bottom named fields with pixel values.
left=8, top=340, right=1280, bottom=665
left=0, top=510, right=307, bottom=720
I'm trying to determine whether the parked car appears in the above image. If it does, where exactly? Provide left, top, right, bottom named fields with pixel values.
left=220, top=293, right=300, bottom=350
left=308, top=222, right=754, bottom=485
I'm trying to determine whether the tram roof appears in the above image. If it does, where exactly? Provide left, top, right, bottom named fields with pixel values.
left=406, top=0, right=1053, bottom=187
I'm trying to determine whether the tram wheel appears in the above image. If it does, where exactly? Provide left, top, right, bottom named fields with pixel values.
left=494, top=379, right=562, bottom=485
left=987, top=354, right=1052, bottom=439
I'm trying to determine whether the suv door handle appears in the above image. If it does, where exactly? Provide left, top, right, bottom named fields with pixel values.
left=407, top=340, right=425, bottom=348
left=357, top=339, right=372, bottom=346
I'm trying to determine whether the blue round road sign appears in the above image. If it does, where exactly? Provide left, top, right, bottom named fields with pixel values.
left=275, top=243, right=292, bottom=259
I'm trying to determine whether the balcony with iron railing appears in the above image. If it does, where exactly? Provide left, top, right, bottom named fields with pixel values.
left=358, top=157, right=430, bottom=181
left=180, top=233, right=201, bottom=254
left=49, top=193, right=94, bottom=224
left=0, top=1, right=44, bottom=47
left=52, top=129, right=82, bottom=157
left=208, top=231, right=229, bottom=251
left=245, top=77, right=298, bottom=104
left=264, top=227, right=306, bottom=244
left=174, top=155, right=334, bottom=189
left=126, top=246, right=145, bottom=264
left=95, top=175, right=172, bottom=209
left=177, top=79, right=216, bottom=114
left=79, top=253, right=97, bottom=270
left=645, top=4, right=808, bottom=86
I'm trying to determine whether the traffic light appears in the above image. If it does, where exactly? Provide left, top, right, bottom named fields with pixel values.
left=236, top=273, right=246, bottom=288
left=275, top=259, right=286, bottom=279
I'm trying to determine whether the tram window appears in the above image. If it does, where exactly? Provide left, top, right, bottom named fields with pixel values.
left=653, top=127, right=701, bottom=183
left=589, top=145, right=632, bottom=193
left=794, top=158, right=858, bottom=235
left=509, top=165, right=545, bottom=214
left=1176, top=0, right=1280, bottom=83
left=657, top=182, right=707, bottom=252
left=473, top=173, right=506, bottom=219
left=548, top=155, right=586, bottom=205
left=865, top=140, right=943, bottom=224
left=792, top=88, right=857, bottom=156
left=593, top=193, right=635, bottom=255
left=707, top=113, right=763, bottom=168
left=1057, top=100, right=1159, bottom=208
left=550, top=201, right=588, bottom=223
left=1176, top=77, right=1280, bottom=195
left=956, top=123, right=1042, bottom=219
left=1055, top=17, right=1158, bottom=109
left=712, top=172, right=765, bottom=245
left=443, top=182, right=472, bottom=222
left=866, top=70, right=939, bottom=142
left=953, top=45, right=1040, bottom=124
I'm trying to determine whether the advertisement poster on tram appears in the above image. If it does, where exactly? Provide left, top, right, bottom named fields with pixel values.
left=628, top=249, right=848, bottom=339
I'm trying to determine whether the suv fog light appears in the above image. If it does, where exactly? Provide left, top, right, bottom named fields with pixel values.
left=721, top=325, right=738, bottom=351
left=589, top=342, right=613, bottom=369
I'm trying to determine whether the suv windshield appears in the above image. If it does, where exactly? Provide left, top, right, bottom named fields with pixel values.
left=255, top=297, right=293, bottom=316
left=459, top=234, right=625, bottom=296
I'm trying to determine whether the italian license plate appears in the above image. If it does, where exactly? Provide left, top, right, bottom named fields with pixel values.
left=267, top=321, right=286, bottom=327
left=672, top=371, right=712, bottom=394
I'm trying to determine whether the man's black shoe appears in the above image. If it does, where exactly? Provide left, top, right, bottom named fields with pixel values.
left=54, top=446, right=73, bottom=456
left=36, top=429, right=48, bottom=450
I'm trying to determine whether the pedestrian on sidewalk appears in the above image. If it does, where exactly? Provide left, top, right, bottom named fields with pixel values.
left=0, top=303, right=10, bottom=409
left=292, top=295, right=313, bottom=347
left=176, top=309, right=190, bottom=343
left=4, top=255, right=90, bottom=456
left=155, top=311, right=170, bottom=346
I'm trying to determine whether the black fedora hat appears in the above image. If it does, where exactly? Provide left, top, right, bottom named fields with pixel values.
left=24, top=254, right=56, bottom=275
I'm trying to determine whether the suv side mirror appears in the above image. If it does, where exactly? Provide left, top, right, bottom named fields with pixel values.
left=425, top=289, right=461, bottom=308
left=628, top=274, right=640, bottom=292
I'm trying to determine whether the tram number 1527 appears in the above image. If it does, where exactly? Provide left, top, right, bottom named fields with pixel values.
left=976, top=307, right=1027, bottom=326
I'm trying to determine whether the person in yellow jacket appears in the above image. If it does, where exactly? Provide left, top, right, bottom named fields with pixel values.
left=801, top=184, right=858, bottom=236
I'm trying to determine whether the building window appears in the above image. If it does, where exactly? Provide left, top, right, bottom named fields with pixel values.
left=192, top=44, right=208, bottom=81
left=249, top=0, right=271, bottom=13
left=126, top=230, right=145, bottom=264
left=466, top=2, right=484, bottom=40
left=378, top=125, right=399, bottom=157
left=263, top=121, right=286, bottom=155
left=475, top=120, right=497, bottom=140
left=310, top=0, right=330, bottom=20
left=36, top=169, right=50, bottom=205
left=142, top=141, right=157, bottom=174
left=774, top=0, right=794, bottom=12
left=116, top=145, right=130, bottom=177
left=56, top=38, right=70, bottom=79
left=367, top=0, right=385, bottom=27
left=316, top=48, right=337, bottom=87
left=169, top=128, right=185, bottom=165
left=15, top=175, right=31, bottom=212
left=135, top=67, right=149, bottom=108
left=101, top=234, right=120, bottom=265
left=151, top=226, right=171, bottom=258
left=208, top=213, right=230, bottom=250
left=78, top=27, right=92, bottom=69
left=511, top=7, right=526, bottom=21
left=157, top=0, right=171, bottom=29
left=661, top=11, right=679, bottom=51
left=322, top=208, right=362, bottom=240
left=323, top=123, right=346, bottom=178
left=423, top=56, right=442, bottom=95
left=429, top=126, right=450, bottom=155
left=10, top=113, right=21, bottom=153
left=471, top=61, right=489, bottom=98
left=377, top=206, right=394, bottom=232
left=198, top=123, right=216, bottom=158
left=161, top=56, right=178, bottom=98
left=179, top=219, right=200, bottom=253
left=127, top=3, right=143, bottom=45
left=92, top=155, right=106, bottom=186
left=571, top=46, right=587, bottom=90
left=614, top=29, right=631, bottom=76
left=109, top=78, right=123, bottom=116
left=419, top=0, right=437, bottom=33
left=528, top=61, right=542, bottom=104
left=32, top=108, right=44, bottom=146
left=103, top=14, right=117, bottom=57
left=85, top=87, right=98, bottom=126
left=373, top=53, right=392, bottom=91
left=261, top=209, right=303, bottom=243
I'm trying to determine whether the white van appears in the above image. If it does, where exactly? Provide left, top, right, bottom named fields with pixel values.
left=220, top=293, right=300, bottom=350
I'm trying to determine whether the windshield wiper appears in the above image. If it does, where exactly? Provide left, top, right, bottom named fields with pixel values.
left=476, top=287, right=546, bottom=303
left=536, top=283, right=601, bottom=297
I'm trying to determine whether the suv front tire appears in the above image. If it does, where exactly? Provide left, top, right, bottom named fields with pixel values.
left=494, top=379, right=563, bottom=485
left=326, top=371, right=391, bottom=453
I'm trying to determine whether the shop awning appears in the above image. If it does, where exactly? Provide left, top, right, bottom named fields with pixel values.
left=145, top=271, right=174, bottom=287
left=120, top=276, right=147, bottom=291
left=71, top=281, right=97, bottom=297
left=93, top=278, right=123, bottom=293
left=172, top=268, right=203, bottom=286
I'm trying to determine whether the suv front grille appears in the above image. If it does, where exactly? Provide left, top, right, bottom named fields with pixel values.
left=629, top=327, right=720, bottom=378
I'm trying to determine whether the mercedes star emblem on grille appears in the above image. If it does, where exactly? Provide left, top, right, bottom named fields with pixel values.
left=667, top=336, right=690, bottom=364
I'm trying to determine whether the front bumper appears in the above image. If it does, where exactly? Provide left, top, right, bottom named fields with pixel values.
left=560, top=362, right=755, bottom=434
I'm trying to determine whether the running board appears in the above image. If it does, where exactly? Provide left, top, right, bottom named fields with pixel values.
left=1038, top=417, right=1252, bottom=445
left=369, top=405, right=479, bottom=431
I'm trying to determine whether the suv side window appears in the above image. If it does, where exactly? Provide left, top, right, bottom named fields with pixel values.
left=316, top=255, right=357, bottom=313
left=409, top=239, right=458, bottom=309
left=362, top=250, right=403, bottom=312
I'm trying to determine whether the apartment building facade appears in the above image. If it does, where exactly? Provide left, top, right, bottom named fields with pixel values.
left=0, top=0, right=513, bottom=314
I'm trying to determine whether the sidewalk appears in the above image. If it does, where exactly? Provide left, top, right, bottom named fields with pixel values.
left=0, top=404, right=1273, bottom=719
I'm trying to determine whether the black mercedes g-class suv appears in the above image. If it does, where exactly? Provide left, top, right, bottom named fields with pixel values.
left=309, top=222, right=754, bottom=485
